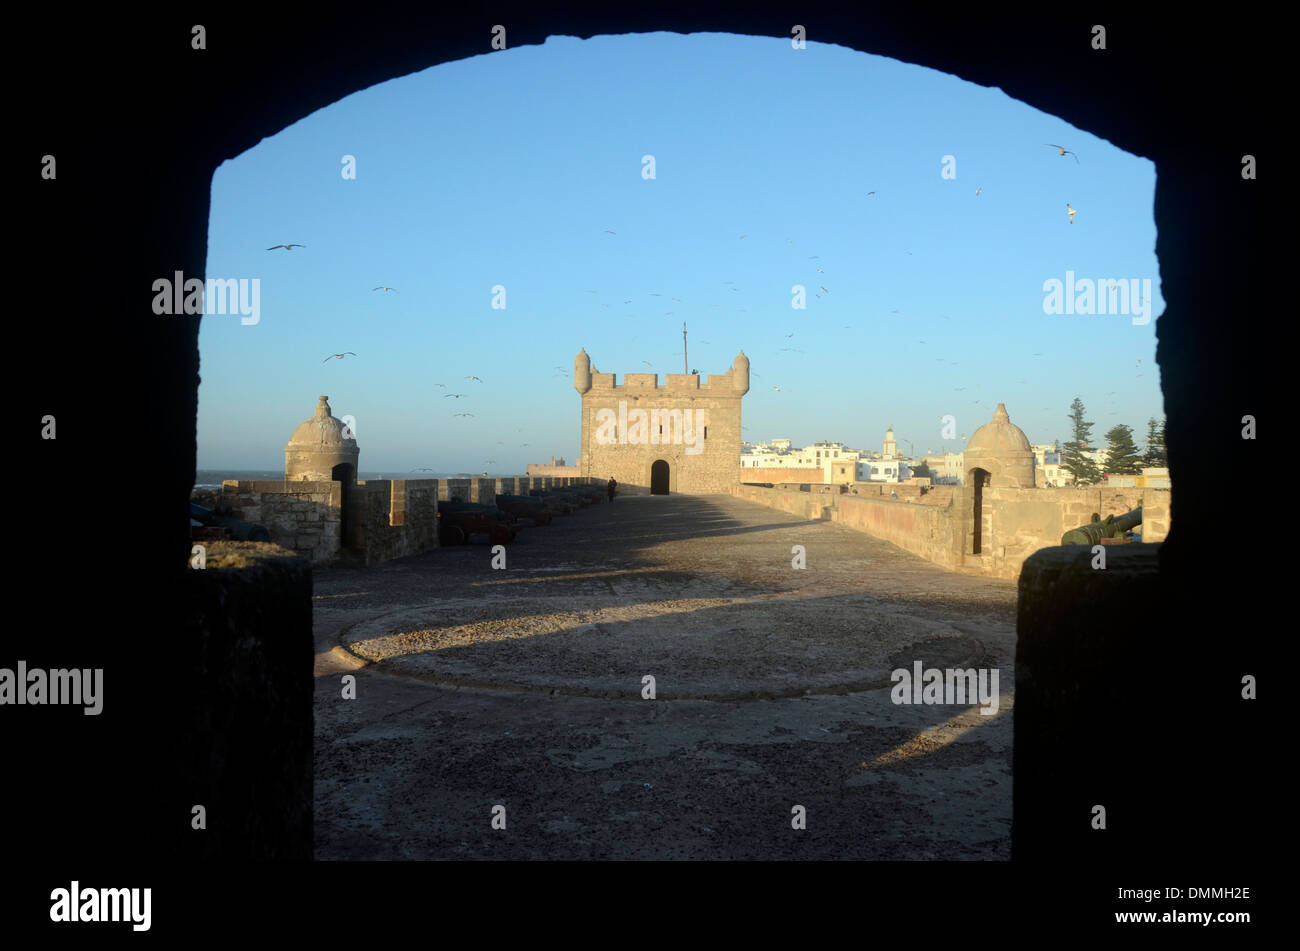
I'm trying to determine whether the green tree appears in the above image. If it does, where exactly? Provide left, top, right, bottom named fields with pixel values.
left=910, top=461, right=932, bottom=480
left=1142, top=417, right=1167, bottom=468
left=1103, top=424, right=1143, bottom=474
left=1061, top=397, right=1102, bottom=485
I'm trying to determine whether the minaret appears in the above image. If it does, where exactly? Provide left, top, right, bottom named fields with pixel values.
left=883, top=426, right=897, bottom=460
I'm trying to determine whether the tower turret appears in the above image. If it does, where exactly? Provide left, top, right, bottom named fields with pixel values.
left=574, top=348, right=592, bottom=395
left=733, top=350, right=750, bottom=395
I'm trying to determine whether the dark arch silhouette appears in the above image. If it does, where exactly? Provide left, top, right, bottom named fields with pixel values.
left=650, top=459, right=670, bottom=494
left=969, top=466, right=990, bottom=555
left=20, top=8, right=1272, bottom=876
left=331, top=462, right=354, bottom=547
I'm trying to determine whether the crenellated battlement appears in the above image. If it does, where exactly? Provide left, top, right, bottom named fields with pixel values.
left=587, top=367, right=744, bottom=395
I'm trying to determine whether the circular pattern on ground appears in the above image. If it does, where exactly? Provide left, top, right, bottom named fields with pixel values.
left=340, top=594, right=984, bottom=699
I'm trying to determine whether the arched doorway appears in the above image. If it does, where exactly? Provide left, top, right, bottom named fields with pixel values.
left=650, top=460, right=670, bottom=495
left=970, top=467, right=990, bottom=554
left=331, top=463, right=354, bottom=546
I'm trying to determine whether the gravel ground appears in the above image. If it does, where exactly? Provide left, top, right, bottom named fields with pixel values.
left=313, top=493, right=1019, bottom=860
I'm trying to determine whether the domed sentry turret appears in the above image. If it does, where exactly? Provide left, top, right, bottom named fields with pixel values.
left=733, top=350, right=750, bottom=394
left=285, top=395, right=359, bottom=482
left=964, top=403, right=1035, bottom=487
left=574, top=348, right=592, bottom=394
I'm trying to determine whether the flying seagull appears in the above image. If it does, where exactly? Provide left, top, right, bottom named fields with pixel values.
left=772, top=385, right=782, bottom=391
left=323, top=352, right=356, bottom=362
left=866, top=191, right=876, bottom=196
left=820, top=285, right=829, bottom=293
left=641, top=361, right=653, bottom=367
left=739, top=234, right=747, bottom=239
left=1046, top=144, right=1080, bottom=163
left=267, top=244, right=305, bottom=251
left=372, top=285, right=398, bottom=292
left=603, top=230, right=616, bottom=235
left=891, top=309, right=900, bottom=314
left=444, top=393, right=466, bottom=398
left=785, top=333, right=794, bottom=338
left=1067, top=203, right=1077, bottom=224
left=434, top=383, right=447, bottom=388
left=466, top=375, right=483, bottom=382
left=817, top=267, right=824, bottom=273
left=410, top=467, right=435, bottom=473
left=975, top=187, right=982, bottom=196
left=453, top=413, right=474, bottom=417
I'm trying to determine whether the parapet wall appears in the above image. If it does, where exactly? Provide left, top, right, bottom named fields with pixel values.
left=833, top=494, right=966, bottom=570
left=731, top=483, right=835, bottom=520
left=731, top=481, right=1172, bottom=581
left=740, top=467, right=825, bottom=484
left=224, top=475, right=602, bottom=568
left=222, top=480, right=342, bottom=564
left=351, top=479, right=439, bottom=566
left=980, top=486, right=1170, bottom=579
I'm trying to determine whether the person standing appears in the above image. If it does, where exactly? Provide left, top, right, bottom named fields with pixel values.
left=607, top=477, right=617, bottom=501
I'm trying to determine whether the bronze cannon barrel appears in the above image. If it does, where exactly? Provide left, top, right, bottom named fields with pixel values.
left=1061, top=507, right=1142, bottom=546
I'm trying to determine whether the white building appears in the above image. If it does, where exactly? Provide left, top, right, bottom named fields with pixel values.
left=921, top=452, right=964, bottom=485
left=857, top=458, right=912, bottom=483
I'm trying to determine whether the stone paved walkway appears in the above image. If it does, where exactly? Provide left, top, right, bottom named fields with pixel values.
left=313, top=493, right=1018, bottom=859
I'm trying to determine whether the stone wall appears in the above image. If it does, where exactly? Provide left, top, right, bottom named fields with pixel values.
left=731, top=483, right=836, bottom=520
left=732, top=480, right=1172, bottom=581
left=222, top=479, right=341, bottom=564
left=181, top=542, right=312, bottom=859
left=440, top=478, right=472, bottom=502
left=833, top=494, right=966, bottom=570
left=740, top=467, right=825, bottom=484
left=979, top=486, right=1171, bottom=579
left=845, top=482, right=955, bottom=505
left=352, top=479, right=440, bottom=566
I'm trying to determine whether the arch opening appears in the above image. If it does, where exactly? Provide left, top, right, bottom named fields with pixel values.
left=650, top=460, right=670, bottom=495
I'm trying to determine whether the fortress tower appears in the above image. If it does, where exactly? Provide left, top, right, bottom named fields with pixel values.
left=285, top=395, right=359, bottom=483
left=573, top=349, right=749, bottom=494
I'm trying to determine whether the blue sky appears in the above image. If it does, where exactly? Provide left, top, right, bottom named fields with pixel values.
left=200, top=31, right=1164, bottom=472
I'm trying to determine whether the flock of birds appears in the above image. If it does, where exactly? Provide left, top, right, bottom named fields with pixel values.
left=268, top=139, right=1096, bottom=464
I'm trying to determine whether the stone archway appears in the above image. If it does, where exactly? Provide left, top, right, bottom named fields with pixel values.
left=34, top=6, right=1271, bottom=871
left=650, top=459, right=670, bottom=495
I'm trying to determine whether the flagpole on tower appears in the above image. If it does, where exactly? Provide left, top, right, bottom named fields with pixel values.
left=683, top=321, right=688, bottom=374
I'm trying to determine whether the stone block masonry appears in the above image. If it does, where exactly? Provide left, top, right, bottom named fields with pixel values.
left=223, top=475, right=602, bottom=568
left=732, top=482, right=1172, bottom=581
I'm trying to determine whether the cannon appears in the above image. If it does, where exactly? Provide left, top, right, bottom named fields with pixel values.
left=494, top=494, right=553, bottom=525
left=437, top=501, right=516, bottom=545
left=190, top=501, right=271, bottom=541
left=1061, top=507, right=1142, bottom=546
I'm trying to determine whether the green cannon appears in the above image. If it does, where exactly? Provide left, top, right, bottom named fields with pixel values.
left=1061, top=507, right=1142, bottom=546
